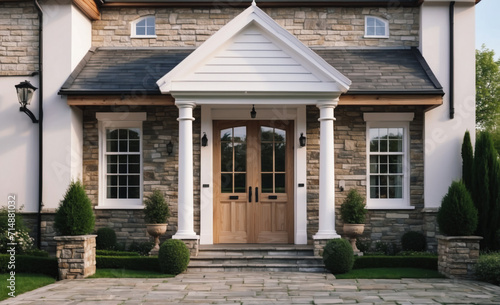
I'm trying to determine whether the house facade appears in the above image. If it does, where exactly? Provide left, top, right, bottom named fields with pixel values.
left=0, top=0, right=477, bottom=255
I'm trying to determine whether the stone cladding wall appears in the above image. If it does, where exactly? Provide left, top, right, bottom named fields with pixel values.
left=82, top=105, right=201, bottom=249
left=92, top=6, right=419, bottom=48
left=55, top=235, right=97, bottom=279
left=0, top=0, right=39, bottom=76
left=438, top=235, right=482, bottom=279
left=307, top=105, right=428, bottom=250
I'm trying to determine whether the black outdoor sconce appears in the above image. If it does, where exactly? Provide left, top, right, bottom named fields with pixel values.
left=250, top=104, right=256, bottom=119
left=201, top=132, right=208, bottom=147
left=299, top=133, right=306, bottom=147
left=167, top=141, right=174, bottom=155
left=16, top=80, right=39, bottom=123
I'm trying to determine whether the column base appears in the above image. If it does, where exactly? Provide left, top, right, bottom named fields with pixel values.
left=172, top=235, right=200, bottom=257
left=313, top=232, right=341, bottom=240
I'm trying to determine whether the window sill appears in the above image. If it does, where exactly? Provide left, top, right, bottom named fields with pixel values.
left=366, top=205, right=415, bottom=210
left=363, top=35, right=389, bottom=39
left=95, top=205, right=144, bottom=210
left=131, top=35, right=157, bottom=39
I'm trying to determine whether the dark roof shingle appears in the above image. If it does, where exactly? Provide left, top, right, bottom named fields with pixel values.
left=59, top=47, right=443, bottom=95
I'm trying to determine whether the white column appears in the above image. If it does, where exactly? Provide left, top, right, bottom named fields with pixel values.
left=313, top=99, right=341, bottom=240
left=173, top=101, right=199, bottom=240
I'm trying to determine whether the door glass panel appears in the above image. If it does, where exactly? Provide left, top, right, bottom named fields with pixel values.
left=275, top=142, right=286, bottom=172
left=220, top=126, right=246, bottom=194
left=261, top=173, right=273, bottom=193
left=261, top=143, right=273, bottom=172
left=221, top=173, right=233, bottom=193
left=261, top=126, right=273, bottom=141
left=275, top=174, right=285, bottom=193
left=234, top=174, right=246, bottom=193
left=274, top=128, right=286, bottom=142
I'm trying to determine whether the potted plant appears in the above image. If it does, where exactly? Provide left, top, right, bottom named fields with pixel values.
left=144, top=190, right=170, bottom=254
left=340, top=188, right=367, bottom=254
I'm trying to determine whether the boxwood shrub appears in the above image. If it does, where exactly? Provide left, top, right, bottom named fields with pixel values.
left=96, top=250, right=140, bottom=257
left=353, top=255, right=438, bottom=270
left=96, top=255, right=160, bottom=272
left=401, top=231, right=427, bottom=252
left=96, top=228, right=117, bottom=250
left=323, top=238, right=354, bottom=274
left=158, top=239, right=190, bottom=275
left=0, top=254, right=58, bottom=278
left=475, top=252, right=500, bottom=285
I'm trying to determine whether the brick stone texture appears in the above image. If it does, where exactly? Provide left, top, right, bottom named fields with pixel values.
left=437, top=236, right=482, bottom=279
left=307, top=105, right=427, bottom=250
left=92, top=6, right=419, bottom=48
left=55, top=235, right=97, bottom=279
left=82, top=105, right=201, bottom=249
left=0, top=0, right=39, bottom=76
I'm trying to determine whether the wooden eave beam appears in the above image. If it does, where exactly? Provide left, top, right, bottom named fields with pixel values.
left=339, top=94, right=443, bottom=107
left=102, top=1, right=420, bottom=7
left=67, top=95, right=175, bottom=106
left=73, top=0, right=101, bottom=20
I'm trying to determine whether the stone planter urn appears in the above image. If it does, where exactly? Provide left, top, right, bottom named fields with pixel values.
left=343, top=224, right=365, bottom=255
left=146, top=223, right=167, bottom=254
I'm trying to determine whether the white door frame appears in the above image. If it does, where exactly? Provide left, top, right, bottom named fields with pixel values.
left=199, top=103, right=308, bottom=245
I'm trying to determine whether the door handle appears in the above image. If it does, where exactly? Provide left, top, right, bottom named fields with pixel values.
left=255, top=187, right=259, bottom=202
left=249, top=186, right=252, bottom=203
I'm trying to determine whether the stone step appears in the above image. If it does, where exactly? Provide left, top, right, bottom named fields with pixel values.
left=188, top=245, right=326, bottom=273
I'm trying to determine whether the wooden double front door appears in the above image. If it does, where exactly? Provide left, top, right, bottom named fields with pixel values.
left=213, top=120, right=294, bottom=244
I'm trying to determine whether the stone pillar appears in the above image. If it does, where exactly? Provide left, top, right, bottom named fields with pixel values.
left=54, top=235, right=97, bottom=280
left=173, top=101, right=199, bottom=241
left=437, top=235, right=482, bottom=279
left=313, top=99, right=341, bottom=248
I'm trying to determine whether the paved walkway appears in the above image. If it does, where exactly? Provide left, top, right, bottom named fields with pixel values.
left=3, top=272, right=500, bottom=305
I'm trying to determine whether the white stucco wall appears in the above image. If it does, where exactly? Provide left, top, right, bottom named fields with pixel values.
left=0, top=76, right=40, bottom=212
left=41, top=1, right=91, bottom=209
left=420, top=1, right=476, bottom=208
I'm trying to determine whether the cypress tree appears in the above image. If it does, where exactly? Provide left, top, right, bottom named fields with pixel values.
left=54, top=181, right=95, bottom=236
left=472, top=132, right=500, bottom=249
left=461, top=131, right=474, bottom=192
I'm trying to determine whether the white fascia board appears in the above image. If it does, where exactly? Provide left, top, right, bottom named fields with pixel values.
left=157, top=4, right=351, bottom=94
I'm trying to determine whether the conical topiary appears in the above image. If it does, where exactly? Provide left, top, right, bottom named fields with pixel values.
left=461, top=130, right=474, bottom=192
left=437, top=181, right=478, bottom=236
left=54, top=181, right=95, bottom=236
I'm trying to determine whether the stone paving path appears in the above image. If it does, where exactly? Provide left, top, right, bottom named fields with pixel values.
left=3, top=272, right=500, bottom=305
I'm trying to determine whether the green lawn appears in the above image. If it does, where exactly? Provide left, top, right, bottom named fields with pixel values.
left=89, top=268, right=174, bottom=278
left=1, top=273, right=56, bottom=301
left=335, top=268, right=445, bottom=279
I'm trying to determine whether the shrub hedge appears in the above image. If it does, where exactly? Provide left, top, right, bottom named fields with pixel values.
left=353, top=255, right=438, bottom=270
left=401, top=231, right=427, bottom=252
left=475, top=252, right=500, bottom=285
left=96, top=250, right=140, bottom=257
left=96, top=255, right=160, bottom=272
left=96, top=228, right=117, bottom=250
left=0, top=254, right=58, bottom=278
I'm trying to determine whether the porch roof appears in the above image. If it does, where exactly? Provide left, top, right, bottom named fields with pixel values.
left=59, top=47, right=443, bottom=96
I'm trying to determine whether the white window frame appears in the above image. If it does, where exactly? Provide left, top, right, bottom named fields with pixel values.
left=364, top=113, right=414, bottom=210
left=364, top=16, right=389, bottom=39
left=131, top=16, right=157, bottom=38
left=97, top=112, right=147, bottom=209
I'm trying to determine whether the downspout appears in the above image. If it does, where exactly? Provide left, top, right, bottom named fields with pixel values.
left=449, top=1, right=455, bottom=119
left=34, top=0, right=43, bottom=249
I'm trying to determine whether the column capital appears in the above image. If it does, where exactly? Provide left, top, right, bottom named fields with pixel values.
left=175, top=101, right=197, bottom=109
left=316, top=98, right=339, bottom=109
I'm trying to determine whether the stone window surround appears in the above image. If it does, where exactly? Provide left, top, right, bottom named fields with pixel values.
left=364, top=16, right=389, bottom=39
left=130, top=15, right=157, bottom=39
left=96, top=112, right=147, bottom=209
left=364, top=112, right=414, bottom=210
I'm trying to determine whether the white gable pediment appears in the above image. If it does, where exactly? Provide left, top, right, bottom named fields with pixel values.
left=157, top=4, right=351, bottom=96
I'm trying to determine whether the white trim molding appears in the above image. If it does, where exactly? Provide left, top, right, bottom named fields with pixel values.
left=97, top=112, right=147, bottom=209
left=364, top=113, right=415, bottom=210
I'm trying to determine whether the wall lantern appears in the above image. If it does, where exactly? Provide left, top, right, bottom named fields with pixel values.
left=250, top=104, right=256, bottom=119
left=201, top=132, right=208, bottom=147
left=16, top=80, right=39, bottom=123
left=167, top=141, right=174, bottom=155
left=299, top=133, right=306, bottom=147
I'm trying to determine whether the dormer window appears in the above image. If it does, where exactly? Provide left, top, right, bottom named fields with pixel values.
left=365, top=16, right=389, bottom=38
left=131, top=16, right=156, bottom=38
